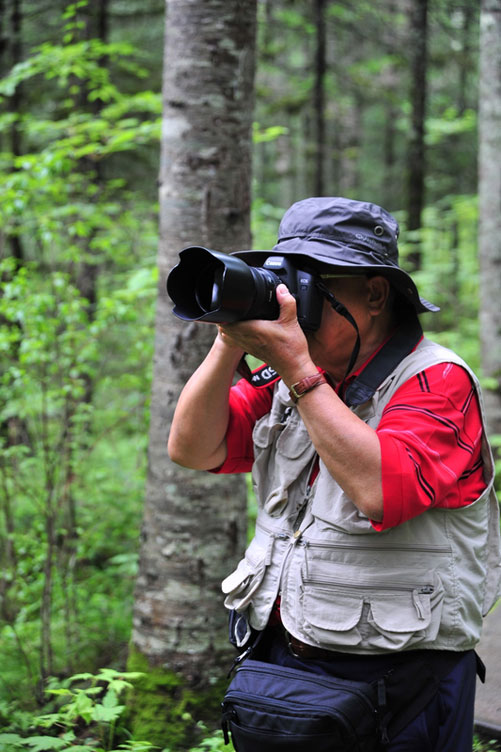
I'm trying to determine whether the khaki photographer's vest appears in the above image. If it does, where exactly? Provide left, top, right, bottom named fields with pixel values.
left=222, top=338, right=501, bottom=654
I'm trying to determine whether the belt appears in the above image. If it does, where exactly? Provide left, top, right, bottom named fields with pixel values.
left=286, top=631, right=339, bottom=661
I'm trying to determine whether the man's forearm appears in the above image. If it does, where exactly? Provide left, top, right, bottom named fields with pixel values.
left=167, top=334, right=244, bottom=470
left=294, top=385, right=384, bottom=521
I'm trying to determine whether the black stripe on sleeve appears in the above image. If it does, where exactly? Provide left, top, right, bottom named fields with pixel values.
left=461, top=387, right=474, bottom=415
left=417, top=371, right=430, bottom=393
left=383, top=403, right=474, bottom=455
left=459, top=457, right=483, bottom=481
left=405, top=447, right=435, bottom=504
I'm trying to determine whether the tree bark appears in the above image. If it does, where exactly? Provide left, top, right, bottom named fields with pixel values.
left=7, top=0, right=24, bottom=264
left=478, top=0, right=501, bottom=437
left=129, top=0, right=256, bottom=745
left=313, top=0, right=327, bottom=195
left=406, top=0, right=428, bottom=270
left=458, top=2, right=476, bottom=115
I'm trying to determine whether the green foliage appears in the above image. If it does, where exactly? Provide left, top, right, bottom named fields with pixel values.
left=1, top=0, right=498, bottom=747
left=0, top=30, right=161, bottom=265
left=124, top=647, right=184, bottom=748
left=187, top=730, right=227, bottom=752
left=125, top=647, right=227, bottom=751
left=0, top=259, right=155, bottom=700
left=426, top=107, right=477, bottom=146
left=473, top=734, right=501, bottom=751
left=0, top=666, right=231, bottom=752
left=0, top=669, right=159, bottom=752
left=397, top=195, right=481, bottom=367
left=252, top=123, right=289, bottom=144
left=0, top=1, right=158, bottom=713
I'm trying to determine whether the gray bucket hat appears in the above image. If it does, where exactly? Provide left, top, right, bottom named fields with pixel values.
left=234, top=196, right=439, bottom=314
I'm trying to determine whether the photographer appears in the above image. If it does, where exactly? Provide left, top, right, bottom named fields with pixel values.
left=167, top=197, right=501, bottom=751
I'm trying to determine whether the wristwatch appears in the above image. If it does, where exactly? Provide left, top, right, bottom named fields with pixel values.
left=289, top=372, right=328, bottom=403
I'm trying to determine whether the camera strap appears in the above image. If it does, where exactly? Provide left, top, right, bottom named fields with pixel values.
left=315, top=281, right=361, bottom=380
left=236, top=357, right=281, bottom=388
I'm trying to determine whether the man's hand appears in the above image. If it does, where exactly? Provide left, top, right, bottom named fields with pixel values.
left=218, top=284, right=315, bottom=382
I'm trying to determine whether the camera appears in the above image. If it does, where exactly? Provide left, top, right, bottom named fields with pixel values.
left=166, top=246, right=324, bottom=331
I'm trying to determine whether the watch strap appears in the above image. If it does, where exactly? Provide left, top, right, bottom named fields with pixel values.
left=289, top=372, right=328, bottom=403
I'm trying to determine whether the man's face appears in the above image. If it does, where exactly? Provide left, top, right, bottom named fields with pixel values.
left=306, top=275, right=384, bottom=382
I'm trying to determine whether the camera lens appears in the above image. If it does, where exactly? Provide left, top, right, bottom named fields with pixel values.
left=194, top=264, right=224, bottom=313
left=246, top=266, right=280, bottom=319
left=167, top=246, right=280, bottom=323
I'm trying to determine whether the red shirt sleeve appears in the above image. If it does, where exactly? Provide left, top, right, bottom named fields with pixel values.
left=374, top=362, right=486, bottom=530
left=210, top=377, right=274, bottom=474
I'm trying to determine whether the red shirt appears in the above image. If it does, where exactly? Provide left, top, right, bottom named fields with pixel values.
left=214, top=361, right=486, bottom=531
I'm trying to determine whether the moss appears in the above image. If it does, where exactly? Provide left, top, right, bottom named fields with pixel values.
left=126, top=644, right=227, bottom=751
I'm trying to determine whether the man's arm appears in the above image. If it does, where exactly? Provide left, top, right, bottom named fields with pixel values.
left=374, top=363, right=486, bottom=529
left=218, top=284, right=385, bottom=521
left=167, top=333, right=244, bottom=470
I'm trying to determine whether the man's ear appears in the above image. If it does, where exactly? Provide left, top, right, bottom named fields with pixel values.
left=367, top=276, right=390, bottom=314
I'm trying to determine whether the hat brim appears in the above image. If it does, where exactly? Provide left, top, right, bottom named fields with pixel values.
left=233, top=241, right=439, bottom=314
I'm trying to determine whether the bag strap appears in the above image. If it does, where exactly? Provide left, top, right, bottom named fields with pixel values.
left=377, top=658, right=441, bottom=744
left=377, top=651, right=482, bottom=745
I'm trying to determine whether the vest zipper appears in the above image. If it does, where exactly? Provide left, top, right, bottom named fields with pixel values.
left=302, top=575, right=434, bottom=594
left=303, top=541, right=451, bottom=554
left=292, top=482, right=312, bottom=532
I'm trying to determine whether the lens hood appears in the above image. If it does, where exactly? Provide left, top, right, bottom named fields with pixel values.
left=167, top=246, right=275, bottom=323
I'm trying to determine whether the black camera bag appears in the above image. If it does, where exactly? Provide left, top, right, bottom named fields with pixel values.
left=221, top=658, right=380, bottom=752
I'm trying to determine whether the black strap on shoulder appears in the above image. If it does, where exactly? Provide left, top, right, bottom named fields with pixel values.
left=344, top=315, right=423, bottom=407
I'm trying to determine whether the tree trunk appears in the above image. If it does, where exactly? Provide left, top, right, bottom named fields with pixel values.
left=313, top=0, right=327, bottom=195
left=458, top=2, right=475, bottom=115
left=478, top=0, right=501, bottom=437
left=75, top=0, right=109, bottom=327
left=381, top=0, right=399, bottom=209
left=129, top=1, right=256, bottom=747
left=8, top=0, right=24, bottom=264
left=406, top=0, right=428, bottom=270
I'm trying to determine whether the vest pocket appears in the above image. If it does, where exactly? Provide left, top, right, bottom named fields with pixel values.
left=252, top=411, right=317, bottom=517
left=299, top=566, right=444, bottom=651
left=222, top=540, right=268, bottom=613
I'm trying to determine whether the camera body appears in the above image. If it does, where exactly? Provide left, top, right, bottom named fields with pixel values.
left=166, top=246, right=324, bottom=331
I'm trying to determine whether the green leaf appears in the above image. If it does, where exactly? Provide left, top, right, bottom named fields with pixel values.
left=24, top=738, right=67, bottom=752
left=67, top=672, right=95, bottom=683
left=0, top=734, right=25, bottom=750
left=253, top=122, right=288, bottom=144
left=102, top=688, right=119, bottom=708
left=91, top=703, right=124, bottom=723
left=35, top=713, right=64, bottom=729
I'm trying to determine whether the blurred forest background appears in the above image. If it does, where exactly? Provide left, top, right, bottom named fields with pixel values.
left=0, top=0, right=500, bottom=750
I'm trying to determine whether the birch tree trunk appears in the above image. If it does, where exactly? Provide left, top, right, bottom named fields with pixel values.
left=313, top=0, right=326, bottom=196
left=406, top=0, right=428, bottom=270
left=478, top=0, right=501, bottom=437
left=129, top=0, right=257, bottom=746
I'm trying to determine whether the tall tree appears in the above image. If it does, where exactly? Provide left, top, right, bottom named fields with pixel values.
left=6, top=0, right=24, bottom=265
left=313, top=0, right=327, bottom=195
left=129, top=0, right=257, bottom=747
left=406, top=0, right=429, bottom=269
left=478, top=0, right=501, bottom=437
